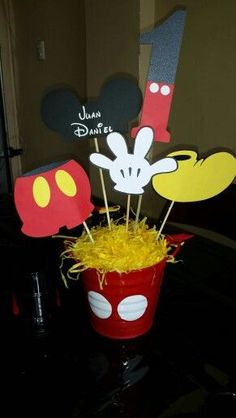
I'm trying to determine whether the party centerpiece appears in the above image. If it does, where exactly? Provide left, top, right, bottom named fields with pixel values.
left=57, top=126, right=193, bottom=339
left=13, top=9, right=236, bottom=339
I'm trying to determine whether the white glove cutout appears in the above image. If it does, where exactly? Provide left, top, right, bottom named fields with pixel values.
left=89, top=127, right=177, bottom=194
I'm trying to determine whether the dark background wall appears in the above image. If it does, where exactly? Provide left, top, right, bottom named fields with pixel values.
left=12, top=0, right=88, bottom=172
left=8, top=0, right=236, bottom=220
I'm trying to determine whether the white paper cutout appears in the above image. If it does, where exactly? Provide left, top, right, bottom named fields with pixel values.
left=87, top=291, right=149, bottom=322
left=90, top=127, right=177, bottom=194
left=88, top=291, right=112, bottom=319
left=117, top=295, right=148, bottom=321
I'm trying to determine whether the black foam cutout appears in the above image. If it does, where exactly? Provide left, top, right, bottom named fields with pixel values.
left=41, top=78, right=142, bottom=141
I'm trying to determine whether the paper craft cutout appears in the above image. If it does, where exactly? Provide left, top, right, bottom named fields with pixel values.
left=87, top=291, right=148, bottom=321
left=152, top=150, right=236, bottom=202
left=131, top=9, right=186, bottom=142
left=41, top=78, right=142, bottom=141
left=14, top=160, right=94, bottom=237
left=90, top=126, right=177, bottom=194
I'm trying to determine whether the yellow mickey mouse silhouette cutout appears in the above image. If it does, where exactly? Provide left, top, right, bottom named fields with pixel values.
left=152, top=150, right=236, bottom=202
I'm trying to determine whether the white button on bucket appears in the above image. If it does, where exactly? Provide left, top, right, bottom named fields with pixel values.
left=117, top=295, right=148, bottom=321
left=88, top=291, right=112, bottom=319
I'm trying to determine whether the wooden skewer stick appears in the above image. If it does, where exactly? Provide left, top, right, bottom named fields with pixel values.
left=94, top=137, right=111, bottom=230
left=134, top=145, right=152, bottom=225
left=156, top=200, right=175, bottom=240
left=83, top=221, right=95, bottom=243
left=135, top=194, right=143, bottom=224
left=126, top=194, right=131, bottom=232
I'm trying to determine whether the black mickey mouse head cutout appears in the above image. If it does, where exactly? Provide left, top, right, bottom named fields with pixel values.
left=41, top=78, right=143, bottom=142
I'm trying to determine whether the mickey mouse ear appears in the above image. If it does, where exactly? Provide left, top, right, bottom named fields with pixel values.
left=100, top=78, right=143, bottom=129
left=41, top=88, right=80, bottom=142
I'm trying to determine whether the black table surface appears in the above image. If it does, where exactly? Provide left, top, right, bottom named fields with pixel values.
left=1, top=195, right=236, bottom=418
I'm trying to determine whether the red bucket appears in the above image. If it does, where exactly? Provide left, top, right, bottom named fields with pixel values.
left=81, top=258, right=167, bottom=340
left=81, top=234, right=192, bottom=340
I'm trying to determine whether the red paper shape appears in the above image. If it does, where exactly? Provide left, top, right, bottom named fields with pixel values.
left=14, top=160, right=94, bottom=237
left=131, top=81, right=174, bottom=142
